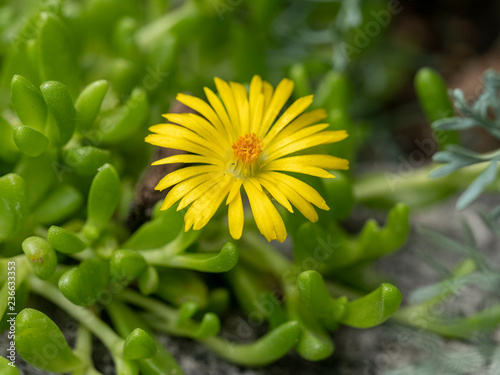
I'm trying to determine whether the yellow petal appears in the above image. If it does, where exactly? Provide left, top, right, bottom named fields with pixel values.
left=262, top=81, right=274, bottom=112
left=162, top=113, right=227, bottom=146
left=249, top=75, right=263, bottom=113
left=161, top=173, right=215, bottom=211
left=145, top=133, right=220, bottom=159
left=215, top=77, right=240, bottom=135
left=204, top=87, right=236, bottom=140
left=262, top=95, right=314, bottom=145
left=176, top=93, right=226, bottom=136
left=250, top=94, right=264, bottom=135
left=155, top=165, right=221, bottom=191
left=271, top=108, right=327, bottom=144
left=272, top=178, right=319, bottom=222
left=184, top=177, right=232, bottom=231
left=230, top=81, right=250, bottom=135
left=263, top=155, right=349, bottom=178
left=177, top=174, right=221, bottom=210
left=263, top=171, right=329, bottom=210
left=258, top=78, right=294, bottom=137
left=267, top=130, right=348, bottom=161
left=226, top=178, right=243, bottom=204
left=228, top=191, right=244, bottom=240
left=243, top=180, right=287, bottom=242
left=256, top=177, right=293, bottom=213
left=152, top=154, right=222, bottom=167
left=265, top=123, right=330, bottom=156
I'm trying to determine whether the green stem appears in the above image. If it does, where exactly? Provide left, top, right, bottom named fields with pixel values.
left=28, top=277, right=124, bottom=356
left=354, top=162, right=500, bottom=205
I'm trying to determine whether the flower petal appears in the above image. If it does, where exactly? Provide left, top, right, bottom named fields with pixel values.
left=228, top=191, right=244, bottom=240
left=160, top=173, right=216, bottom=211
left=155, top=165, right=221, bottom=191
left=243, top=180, right=287, bottom=242
left=258, top=78, right=294, bottom=137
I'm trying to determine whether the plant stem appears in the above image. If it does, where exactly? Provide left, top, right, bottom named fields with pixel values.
left=28, top=277, right=123, bottom=356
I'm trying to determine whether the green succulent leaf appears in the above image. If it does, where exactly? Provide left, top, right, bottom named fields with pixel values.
left=37, top=13, right=79, bottom=95
left=47, top=226, right=87, bottom=254
left=202, top=321, right=302, bottom=366
left=15, top=308, right=82, bottom=372
left=106, top=301, right=183, bottom=375
left=155, top=269, right=208, bottom=308
left=63, top=146, right=111, bottom=176
left=0, top=117, right=19, bottom=163
left=0, top=356, right=20, bottom=375
left=100, top=87, right=149, bottom=143
left=152, top=242, right=239, bottom=273
left=40, top=80, right=76, bottom=146
left=110, top=249, right=147, bottom=283
left=339, top=283, right=402, bottom=328
left=297, top=270, right=347, bottom=322
left=13, top=125, right=49, bottom=157
left=75, top=80, right=109, bottom=131
left=10, top=75, right=47, bottom=132
left=138, top=266, right=159, bottom=295
left=22, top=236, right=57, bottom=280
left=32, top=184, right=83, bottom=225
left=123, top=328, right=157, bottom=360
left=84, top=163, right=120, bottom=237
left=58, top=258, right=109, bottom=306
left=0, top=173, right=28, bottom=242
left=125, top=205, right=183, bottom=250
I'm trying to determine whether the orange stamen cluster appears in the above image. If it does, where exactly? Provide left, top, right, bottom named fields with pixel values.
left=232, top=133, right=263, bottom=165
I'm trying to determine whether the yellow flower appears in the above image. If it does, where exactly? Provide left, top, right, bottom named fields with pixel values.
left=145, top=76, right=349, bottom=242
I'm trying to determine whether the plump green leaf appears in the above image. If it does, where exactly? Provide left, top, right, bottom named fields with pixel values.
left=63, top=146, right=111, bottom=176
left=157, top=242, right=239, bottom=273
left=415, top=67, right=455, bottom=122
left=0, top=356, right=20, bottom=375
left=123, top=328, right=157, bottom=360
left=22, top=236, right=57, bottom=280
left=15, top=308, right=82, bottom=372
left=100, top=87, right=149, bottom=143
left=47, top=226, right=86, bottom=254
left=339, top=283, right=402, bottom=328
left=10, top=75, right=47, bottom=132
left=138, top=266, right=159, bottom=295
left=106, top=301, right=183, bottom=375
left=202, top=321, right=302, bottom=366
left=297, top=270, right=347, bottom=321
left=58, top=258, right=109, bottom=306
left=155, top=269, right=208, bottom=308
left=0, top=117, right=19, bottom=164
left=110, top=249, right=147, bottom=283
left=14, top=150, right=56, bottom=207
left=32, top=184, right=83, bottom=225
left=125, top=205, right=183, bottom=250
left=40, top=81, right=76, bottom=146
left=0, top=174, right=28, bottom=242
left=75, top=80, right=109, bottom=131
left=84, top=163, right=120, bottom=237
left=13, top=125, right=49, bottom=157
left=37, top=13, right=78, bottom=95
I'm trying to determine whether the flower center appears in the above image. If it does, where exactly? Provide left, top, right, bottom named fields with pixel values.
left=231, top=133, right=263, bottom=165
